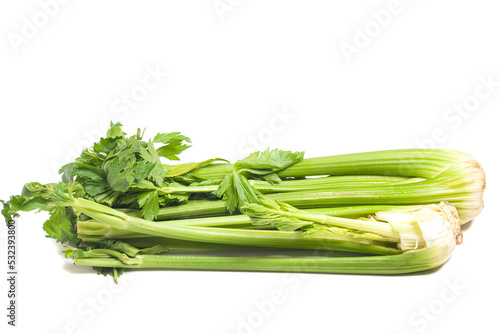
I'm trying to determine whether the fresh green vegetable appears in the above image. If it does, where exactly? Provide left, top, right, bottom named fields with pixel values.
left=1, top=122, right=484, bottom=282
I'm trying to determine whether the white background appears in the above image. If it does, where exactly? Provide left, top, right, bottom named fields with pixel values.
left=1, top=1, right=499, bottom=334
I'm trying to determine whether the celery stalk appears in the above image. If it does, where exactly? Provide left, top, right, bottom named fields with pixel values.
left=156, top=160, right=484, bottom=223
left=70, top=202, right=462, bottom=275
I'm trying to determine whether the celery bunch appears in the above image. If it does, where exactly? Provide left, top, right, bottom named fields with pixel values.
left=1, top=122, right=485, bottom=282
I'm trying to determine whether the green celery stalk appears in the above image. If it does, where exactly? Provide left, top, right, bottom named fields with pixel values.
left=70, top=201, right=463, bottom=275
left=189, top=149, right=473, bottom=179
left=156, top=161, right=484, bottom=223
left=153, top=175, right=416, bottom=195
left=72, top=244, right=453, bottom=274
left=77, top=205, right=418, bottom=242
left=78, top=204, right=399, bottom=255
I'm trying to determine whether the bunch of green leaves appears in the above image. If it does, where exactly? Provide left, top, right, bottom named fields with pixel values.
left=59, top=122, right=192, bottom=220
left=2, top=182, right=84, bottom=244
left=217, top=149, right=304, bottom=213
left=234, top=148, right=304, bottom=183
